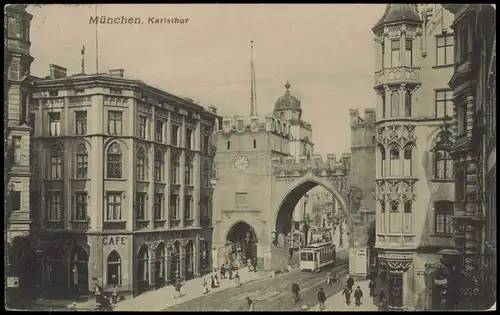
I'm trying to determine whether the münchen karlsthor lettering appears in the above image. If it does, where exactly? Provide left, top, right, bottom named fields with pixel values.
left=89, top=16, right=189, bottom=24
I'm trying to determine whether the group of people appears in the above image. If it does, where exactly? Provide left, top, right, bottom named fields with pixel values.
left=341, top=282, right=364, bottom=307
left=202, top=263, right=242, bottom=295
left=91, top=282, right=117, bottom=311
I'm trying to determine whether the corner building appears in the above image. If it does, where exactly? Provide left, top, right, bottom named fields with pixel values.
left=29, top=67, right=219, bottom=299
left=5, top=4, right=36, bottom=306
left=373, top=4, right=457, bottom=310
left=443, top=4, right=496, bottom=310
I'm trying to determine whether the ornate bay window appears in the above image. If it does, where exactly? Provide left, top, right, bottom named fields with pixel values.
left=389, top=145, right=400, bottom=176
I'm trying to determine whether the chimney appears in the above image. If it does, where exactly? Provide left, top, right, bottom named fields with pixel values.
left=208, top=106, right=218, bottom=114
left=49, top=64, right=67, bottom=79
left=109, top=69, right=124, bottom=78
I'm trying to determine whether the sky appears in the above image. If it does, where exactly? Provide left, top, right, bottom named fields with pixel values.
left=27, top=4, right=386, bottom=157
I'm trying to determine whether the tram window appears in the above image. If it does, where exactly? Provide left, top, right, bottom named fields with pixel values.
left=307, top=253, right=313, bottom=261
left=301, top=253, right=307, bottom=260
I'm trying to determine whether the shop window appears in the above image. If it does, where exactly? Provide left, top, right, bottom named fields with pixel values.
left=107, top=251, right=122, bottom=285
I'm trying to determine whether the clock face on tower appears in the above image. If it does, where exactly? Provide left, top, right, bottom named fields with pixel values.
left=233, top=155, right=249, bottom=172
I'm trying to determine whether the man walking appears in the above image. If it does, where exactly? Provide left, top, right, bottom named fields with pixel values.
left=228, top=264, right=233, bottom=280
left=354, top=286, right=363, bottom=307
left=246, top=297, right=255, bottom=311
left=317, top=288, right=327, bottom=311
left=111, top=285, right=119, bottom=304
left=252, top=257, right=258, bottom=273
left=221, top=264, right=226, bottom=279
left=378, top=289, right=387, bottom=311
left=342, top=285, right=352, bottom=306
left=346, top=276, right=354, bottom=291
left=368, top=278, right=376, bottom=298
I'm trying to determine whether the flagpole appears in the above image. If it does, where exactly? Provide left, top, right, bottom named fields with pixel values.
left=95, top=4, right=99, bottom=74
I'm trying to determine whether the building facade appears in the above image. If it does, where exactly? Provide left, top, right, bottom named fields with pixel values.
left=372, top=4, right=457, bottom=310
left=348, top=108, right=376, bottom=278
left=442, top=4, right=496, bottom=310
left=5, top=4, right=36, bottom=306
left=28, top=67, right=219, bottom=299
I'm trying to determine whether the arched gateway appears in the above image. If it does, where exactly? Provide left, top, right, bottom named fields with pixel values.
left=213, top=153, right=361, bottom=272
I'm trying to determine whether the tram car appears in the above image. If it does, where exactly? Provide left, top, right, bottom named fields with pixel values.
left=299, top=242, right=336, bottom=272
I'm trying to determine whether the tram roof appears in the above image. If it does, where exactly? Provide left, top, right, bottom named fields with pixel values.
left=302, top=242, right=334, bottom=249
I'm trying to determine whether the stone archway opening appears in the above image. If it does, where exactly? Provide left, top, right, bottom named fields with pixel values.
left=225, top=221, right=258, bottom=268
left=275, top=179, right=351, bottom=250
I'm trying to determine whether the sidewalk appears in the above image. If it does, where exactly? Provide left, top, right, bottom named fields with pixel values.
left=28, top=297, right=94, bottom=311
left=308, top=280, right=378, bottom=312
left=114, top=268, right=269, bottom=311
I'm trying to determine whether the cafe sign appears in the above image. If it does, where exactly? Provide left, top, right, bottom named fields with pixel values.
left=103, top=236, right=127, bottom=246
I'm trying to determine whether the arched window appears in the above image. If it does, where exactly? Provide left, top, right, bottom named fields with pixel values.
left=49, top=144, right=63, bottom=179
left=203, top=162, right=209, bottom=187
left=379, top=200, right=386, bottom=233
left=170, top=154, right=179, bottom=184
left=46, top=246, right=64, bottom=288
left=280, top=112, right=285, bottom=119
left=390, top=90, right=399, bottom=117
left=253, top=139, right=257, bottom=149
left=107, top=251, right=122, bottom=285
left=200, top=240, right=209, bottom=269
left=403, top=201, right=412, bottom=233
left=378, top=145, right=386, bottom=176
left=185, top=156, right=193, bottom=185
left=107, top=143, right=122, bottom=179
left=435, top=149, right=454, bottom=179
left=405, top=90, right=412, bottom=117
left=170, top=242, right=181, bottom=280
left=226, top=141, right=231, bottom=150
left=137, top=148, right=146, bottom=181
left=71, top=247, right=89, bottom=288
left=154, top=150, right=163, bottom=182
left=155, top=243, right=165, bottom=280
left=389, top=201, right=400, bottom=233
left=185, top=241, right=194, bottom=279
left=137, top=246, right=149, bottom=281
left=389, top=146, right=400, bottom=176
left=403, top=145, right=413, bottom=176
left=75, top=144, right=88, bottom=179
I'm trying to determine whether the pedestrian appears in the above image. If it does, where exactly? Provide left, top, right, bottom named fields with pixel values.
left=252, top=257, right=258, bottom=273
left=220, top=264, right=226, bottom=279
left=246, top=297, right=254, bottom=311
left=228, top=264, right=233, bottom=280
left=378, top=289, right=387, bottom=310
left=354, top=286, right=363, bottom=307
left=317, top=288, right=327, bottom=311
left=342, top=285, right=352, bottom=306
left=346, top=276, right=354, bottom=291
left=214, top=272, right=220, bottom=286
left=234, top=271, right=241, bottom=287
left=202, top=277, right=209, bottom=294
left=368, top=278, right=376, bottom=297
left=111, top=285, right=119, bottom=304
left=288, top=247, right=293, bottom=260
left=174, top=278, right=182, bottom=298
left=211, top=274, right=218, bottom=289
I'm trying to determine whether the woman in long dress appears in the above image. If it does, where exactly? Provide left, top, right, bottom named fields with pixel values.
left=234, top=271, right=241, bottom=287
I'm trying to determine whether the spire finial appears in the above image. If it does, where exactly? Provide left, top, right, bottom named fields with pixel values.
left=285, top=81, right=291, bottom=92
left=250, top=40, right=258, bottom=116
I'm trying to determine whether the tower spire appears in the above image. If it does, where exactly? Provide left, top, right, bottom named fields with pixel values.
left=250, top=40, right=258, bottom=117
